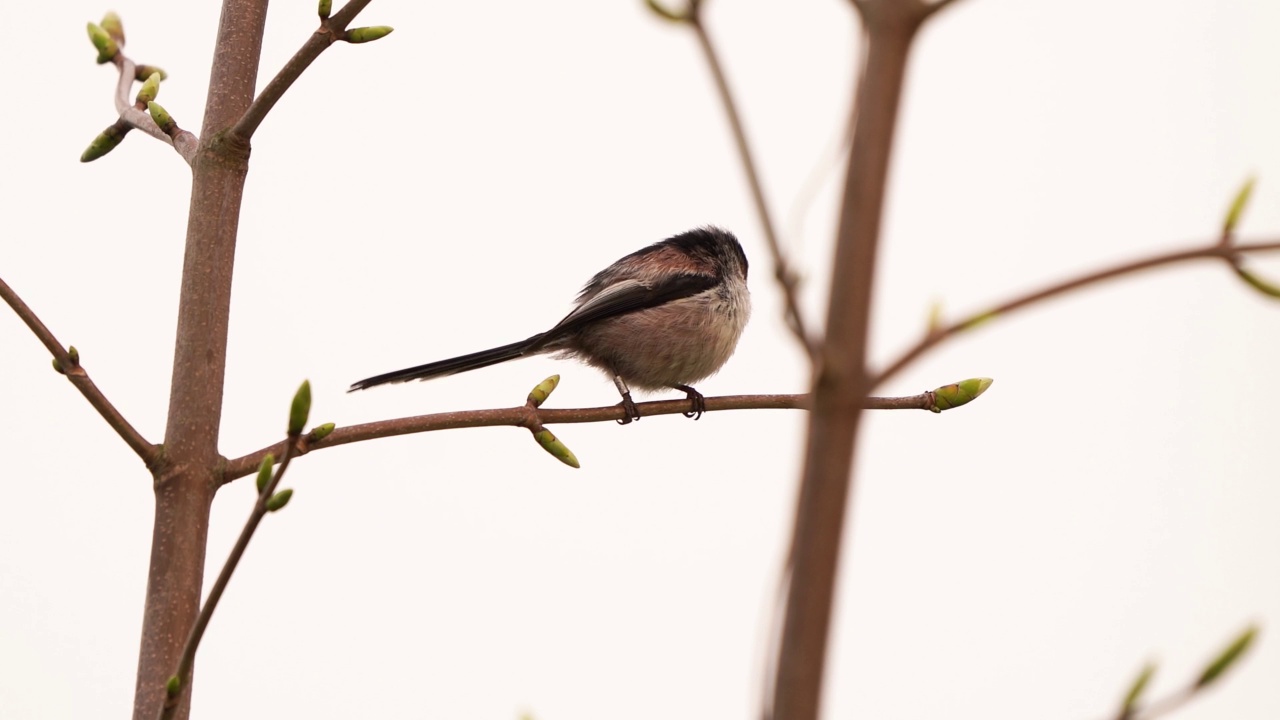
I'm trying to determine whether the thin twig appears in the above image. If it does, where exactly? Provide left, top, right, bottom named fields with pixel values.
left=159, top=437, right=299, bottom=720
left=688, top=6, right=817, bottom=360
left=1129, top=686, right=1197, bottom=720
left=230, top=0, right=375, bottom=141
left=219, top=389, right=952, bottom=484
left=108, top=53, right=199, bottom=163
left=0, top=275, right=159, bottom=466
left=871, top=239, right=1280, bottom=389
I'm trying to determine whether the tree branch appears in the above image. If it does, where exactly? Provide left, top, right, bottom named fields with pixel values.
left=108, top=52, right=199, bottom=164
left=136, top=1, right=271, bottom=717
left=771, top=1, right=931, bottom=718
left=0, top=275, right=159, bottom=466
left=229, top=0, right=376, bottom=142
left=871, top=239, right=1280, bottom=389
left=159, top=434, right=300, bottom=720
left=218, top=388, right=964, bottom=484
left=922, top=0, right=966, bottom=19
left=685, top=5, right=817, bottom=360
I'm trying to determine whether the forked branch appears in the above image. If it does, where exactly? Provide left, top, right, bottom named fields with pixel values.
left=230, top=0, right=384, bottom=142
left=872, top=238, right=1280, bottom=389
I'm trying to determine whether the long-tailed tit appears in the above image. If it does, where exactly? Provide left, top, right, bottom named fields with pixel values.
left=349, top=226, right=751, bottom=423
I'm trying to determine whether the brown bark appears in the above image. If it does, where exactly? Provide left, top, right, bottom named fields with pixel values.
left=771, top=3, right=927, bottom=718
left=133, top=2, right=268, bottom=718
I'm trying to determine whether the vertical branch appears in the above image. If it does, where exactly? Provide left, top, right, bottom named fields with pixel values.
left=770, top=2, right=928, bottom=719
left=133, top=1, right=269, bottom=719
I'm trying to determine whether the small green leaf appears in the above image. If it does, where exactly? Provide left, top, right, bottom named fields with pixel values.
left=318, top=0, right=332, bottom=18
left=266, top=488, right=293, bottom=512
left=1196, top=625, right=1258, bottom=688
left=1120, top=662, right=1156, bottom=717
left=255, top=453, right=275, bottom=493
left=527, top=375, right=561, bottom=408
left=1222, top=177, right=1256, bottom=237
left=165, top=674, right=181, bottom=697
left=533, top=429, right=580, bottom=469
left=307, top=422, right=336, bottom=442
left=931, top=377, right=993, bottom=412
left=80, top=123, right=129, bottom=162
left=100, top=12, right=125, bottom=45
left=288, top=380, right=312, bottom=436
left=136, top=72, right=161, bottom=105
left=67, top=346, right=80, bottom=366
left=345, top=26, right=394, bottom=44
left=85, top=22, right=119, bottom=64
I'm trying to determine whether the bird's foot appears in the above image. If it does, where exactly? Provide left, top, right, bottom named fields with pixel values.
left=673, top=384, right=705, bottom=420
left=617, top=391, right=641, bottom=425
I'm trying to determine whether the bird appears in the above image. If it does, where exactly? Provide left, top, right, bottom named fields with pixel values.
left=349, top=226, right=751, bottom=423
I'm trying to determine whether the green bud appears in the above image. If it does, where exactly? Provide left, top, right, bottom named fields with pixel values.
left=86, top=22, right=119, bottom=64
left=80, top=123, right=129, bottom=162
left=926, top=299, right=944, bottom=334
left=307, top=422, right=336, bottom=442
left=959, top=310, right=997, bottom=332
left=146, top=101, right=175, bottom=134
left=1120, top=662, right=1156, bottom=717
left=345, top=26, right=395, bottom=44
left=166, top=674, right=181, bottom=697
left=255, top=453, right=275, bottom=493
left=136, top=72, right=161, bottom=105
left=318, top=0, right=332, bottom=18
left=644, top=0, right=689, bottom=22
left=534, top=429, right=580, bottom=469
left=100, top=12, right=125, bottom=45
left=1196, top=625, right=1258, bottom=688
left=51, top=357, right=65, bottom=374
left=1222, top=176, right=1255, bottom=237
left=67, top=346, right=80, bottom=366
left=266, top=488, right=293, bottom=512
left=134, top=65, right=168, bottom=82
left=288, top=380, right=312, bottom=436
left=931, top=377, right=993, bottom=413
left=1234, top=266, right=1280, bottom=299
left=527, top=375, right=561, bottom=408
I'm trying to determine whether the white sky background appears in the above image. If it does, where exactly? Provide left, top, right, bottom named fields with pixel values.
left=1, top=1, right=1278, bottom=718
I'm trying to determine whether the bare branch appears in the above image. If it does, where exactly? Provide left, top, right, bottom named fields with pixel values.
left=0, top=275, right=159, bottom=466
left=230, top=0, right=376, bottom=142
left=872, top=239, right=1280, bottom=389
left=686, top=6, right=817, bottom=360
left=218, top=388, right=961, bottom=484
left=772, top=1, right=932, bottom=718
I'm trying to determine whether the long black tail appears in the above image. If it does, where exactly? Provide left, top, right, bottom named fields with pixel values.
left=348, top=333, right=547, bottom=392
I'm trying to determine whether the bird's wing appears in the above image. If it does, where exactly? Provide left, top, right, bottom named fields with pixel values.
left=545, top=274, right=718, bottom=337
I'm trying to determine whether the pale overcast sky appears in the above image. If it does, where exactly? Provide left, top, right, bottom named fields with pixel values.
left=2, top=1, right=1279, bottom=718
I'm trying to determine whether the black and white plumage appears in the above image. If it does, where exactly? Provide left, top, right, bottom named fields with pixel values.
left=349, top=226, right=751, bottom=422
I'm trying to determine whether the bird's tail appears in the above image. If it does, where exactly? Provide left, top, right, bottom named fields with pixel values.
left=348, top=333, right=547, bottom=392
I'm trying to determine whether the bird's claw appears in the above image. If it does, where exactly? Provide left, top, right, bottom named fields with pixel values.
left=617, top=392, right=641, bottom=425
left=674, top=384, right=705, bottom=420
